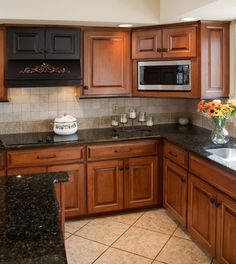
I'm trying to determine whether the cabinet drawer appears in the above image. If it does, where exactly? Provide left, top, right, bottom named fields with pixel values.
left=87, top=140, right=158, bottom=161
left=7, top=146, right=84, bottom=168
left=189, top=153, right=236, bottom=200
left=164, top=141, right=188, bottom=169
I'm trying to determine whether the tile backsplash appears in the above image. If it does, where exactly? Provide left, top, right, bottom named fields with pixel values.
left=0, top=87, right=235, bottom=137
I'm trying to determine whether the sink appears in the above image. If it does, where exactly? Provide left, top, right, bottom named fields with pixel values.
left=206, top=148, right=236, bottom=162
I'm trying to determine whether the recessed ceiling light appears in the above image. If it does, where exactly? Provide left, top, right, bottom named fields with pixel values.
left=180, top=17, right=199, bottom=22
left=118, top=24, right=133, bottom=28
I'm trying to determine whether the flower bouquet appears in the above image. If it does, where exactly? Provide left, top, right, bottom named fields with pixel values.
left=197, top=99, right=236, bottom=144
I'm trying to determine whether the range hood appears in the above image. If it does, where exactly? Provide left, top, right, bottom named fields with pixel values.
left=5, top=60, right=82, bottom=87
left=5, top=27, right=82, bottom=88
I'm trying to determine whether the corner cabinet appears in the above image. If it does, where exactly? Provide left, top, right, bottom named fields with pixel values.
left=132, top=25, right=197, bottom=59
left=82, top=31, right=131, bottom=97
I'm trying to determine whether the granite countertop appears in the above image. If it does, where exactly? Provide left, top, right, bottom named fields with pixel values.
left=0, top=124, right=236, bottom=174
left=0, top=172, right=68, bottom=264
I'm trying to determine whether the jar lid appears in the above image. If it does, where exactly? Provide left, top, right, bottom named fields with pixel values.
left=54, top=114, right=76, bottom=123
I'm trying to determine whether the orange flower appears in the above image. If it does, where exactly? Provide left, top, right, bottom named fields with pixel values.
left=208, top=107, right=216, bottom=116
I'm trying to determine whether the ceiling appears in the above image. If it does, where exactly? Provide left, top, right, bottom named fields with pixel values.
left=0, top=0, right=235, bottom=27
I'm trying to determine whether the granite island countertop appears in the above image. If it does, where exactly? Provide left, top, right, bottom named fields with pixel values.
left=0, top=172, right=68, bottom=264
left=0, top=124, right=236, bottom=174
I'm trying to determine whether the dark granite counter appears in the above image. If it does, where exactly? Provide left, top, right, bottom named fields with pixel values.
left=0, top=124, right=236, bottom=174
left=0, top=172, right=68, bottom=264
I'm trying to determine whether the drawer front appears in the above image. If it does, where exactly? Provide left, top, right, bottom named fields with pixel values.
left=164, top=141, right=188, bottom=169
left=189, top=153, right=236, bottom=200
left=7, top=146, right=84, bottom=168
left=87, top=140, right=158, bottom=161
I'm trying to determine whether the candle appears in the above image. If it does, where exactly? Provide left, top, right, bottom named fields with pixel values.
left=129, top=109, right=137, bottom=119
left=112, top=120, right=119, bottom=126
left=146, top=116, right=154, bottom=126
left=138, top=112, right=146, bottom=122
left=120, top=114, right=128, bottom=124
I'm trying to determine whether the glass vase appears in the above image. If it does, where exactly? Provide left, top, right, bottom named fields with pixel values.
left=211, top=118, right=230, bottom=144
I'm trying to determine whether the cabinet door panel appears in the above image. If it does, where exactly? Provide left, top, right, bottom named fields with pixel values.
left=216, top=192, right=236, bottom=264
left=45, top=29, right=80, bottom=60
left=7, top=28, right=45, bottom=60
left=162, top=26, right=196, bottom=58
left=48, top=163, right=86, bottom=218
left=0, top=28, right=6, bottom=100
left=83, top=31, right=131, bottom=97
left=87, top=160, right=123, bottom=213
left=132, top=30, right=162, bottom=59
left=163, top=158, right=187, bottom=226
left=188, top=173, right=217, bottom=255
left=125, top=156, right=158, bottom=208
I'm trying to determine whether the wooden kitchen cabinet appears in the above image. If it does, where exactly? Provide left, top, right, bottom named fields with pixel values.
left=124, top=156, right=158, bottom=208
left=163, top=159, right=187, bottom=226
left=188, top=173, right=217, bottom=255
left=132, top=25, right=197, bottom=59
left=0, top=27, right=7, bottom=100
left=87, top=159, right=124, bottom=213
left=48, top=163, right=86, bottom=218
left=82, top=30, right=131, bottom=97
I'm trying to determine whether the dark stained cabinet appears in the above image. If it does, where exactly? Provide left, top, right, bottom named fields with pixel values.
left=87, top=160, right=124, bottom=213
left=132, top=25, right=196, bottom=59
left=188, top=173, right=217, bottom=255
left=163, top=158, right=187, bottom=226
left=83, top=31, right=131, bottom=97
left=124, top=156, right=158, bottom=208
left=7, top=27, right=81, bottom=60
left=0, top=27, right=6, bottom=100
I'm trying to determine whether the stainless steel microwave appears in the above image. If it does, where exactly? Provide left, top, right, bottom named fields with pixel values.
left=138, top=60, right=191, bottom=91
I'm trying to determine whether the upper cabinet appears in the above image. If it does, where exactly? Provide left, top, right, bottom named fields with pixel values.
left=132, top=25, right=197, bottom=59
left=82, top=30, right=131, bottom=97
left=7, top=27, right=81, bottom=60
left=200, top=22, right=229, bottom=99
left=0, top=27, right=7, bottom=100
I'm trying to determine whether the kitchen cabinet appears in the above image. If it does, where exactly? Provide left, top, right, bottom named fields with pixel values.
left=82, top=30, right=131, bottom=97
left=188, top=153, right=236, bottom=263
left=163, top=141, right=188, bottom=226
left=0, top=151, right=6, bottom=176
left=0, top=27, right=7, bottom=100
left=87, top=139, right=159, bottom=213
left=7, top=27, right=81, bottom=60
left=132, top=25, right=197, bottom=59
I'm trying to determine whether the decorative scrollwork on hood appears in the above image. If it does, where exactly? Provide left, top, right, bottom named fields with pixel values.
left=19, top=63, right=71, bottom=74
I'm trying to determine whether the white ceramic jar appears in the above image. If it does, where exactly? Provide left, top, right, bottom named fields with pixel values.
left=53, top=114, right=78, bottom=135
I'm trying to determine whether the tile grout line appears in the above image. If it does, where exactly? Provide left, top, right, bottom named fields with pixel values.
left=90, top=210, right=148, bottom=264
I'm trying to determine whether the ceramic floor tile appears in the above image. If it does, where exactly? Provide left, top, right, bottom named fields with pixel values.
left=105, top=211, right=144, bottom=225
left=65, top=219, right=91, bottom=234
left=75, top=218, right=130, bottom=246
left=156, top=237, right=211, bottom=264
left=65, top=235, right=107, bottom=264
left=173, top=226, right=192, bottom=240
left=113, top=226, right=170, bottom=259
left=134, top=208, right=178, bottom=235
left=94, top=248, right=152, bottom=264
left=65, top=232, right=72, bottom=239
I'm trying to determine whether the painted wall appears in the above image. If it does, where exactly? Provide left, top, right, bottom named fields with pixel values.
left=0, top=0, right=160, bottom=26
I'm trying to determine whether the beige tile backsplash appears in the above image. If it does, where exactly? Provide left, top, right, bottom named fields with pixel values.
left=0, top=87, right=235, bottom=137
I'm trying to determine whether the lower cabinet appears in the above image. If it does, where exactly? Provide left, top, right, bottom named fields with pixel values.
left=124, top=156, right=158, bottom=208
left=188, top=173, right=236, bottom=264
left=163, top=158, right=187, bottom=226
left=87, top=156, right=158, bottom=214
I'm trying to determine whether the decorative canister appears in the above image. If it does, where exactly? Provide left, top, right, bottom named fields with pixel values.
left=53, top=114, right=78, bottom=135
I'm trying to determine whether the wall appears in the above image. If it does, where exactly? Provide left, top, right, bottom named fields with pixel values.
left=0, top=0, right=160, bottom=26
left=0, top=87, right=190, bottom=134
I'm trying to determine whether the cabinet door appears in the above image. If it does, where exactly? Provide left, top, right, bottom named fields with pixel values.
left=188, top=173, right=217, bottom=255
left=216, top=192, right=236, bottom=264
left=124, top=156, right=158, bottom=208
left=132, top=30, right=162, bottom=59
left=87, top=160, right=124, bottom=213
left=200, top=22, right=229, bottom=98
left=163, top=158, right=187, bottom=226
left=7, top=28, right=45, bottom=60
left=162, top=26, right=196, bottom=58
left=54, top=182, right=65, bottom=235
left=48, top=164, right=86, bottom=218
left=83, top=31, right=131, bottom=97
left=45, top=29, right=80, bottom=60
left=0, top=28, right=6, bottom=100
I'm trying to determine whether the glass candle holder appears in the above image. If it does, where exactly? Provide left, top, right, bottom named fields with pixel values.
left=146, top=116, right=154, bottom=127
left=138, top=112, right=146, bottom=122
left=120, top=113, right=128, bottom=124
left=111, top=116, right=119, bottom=127
left=129, top=109, right=137, bottom=119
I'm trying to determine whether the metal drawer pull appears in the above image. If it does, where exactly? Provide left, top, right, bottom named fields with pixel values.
left=118, top=167, right=124, bottom=171
left=37, top=154, right=57, bottom=159
left=215, top=201, right=221, bottom=208
left=124, top=166, right=129, bottom=170
left=209, top=197, right=216, bottom=204
left=168, top=151, right=178, bottom=158
left=114, top=148, right=132, bottom=153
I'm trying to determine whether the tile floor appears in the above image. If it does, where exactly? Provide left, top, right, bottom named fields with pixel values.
left=65, top=208, right=216, bottom=264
